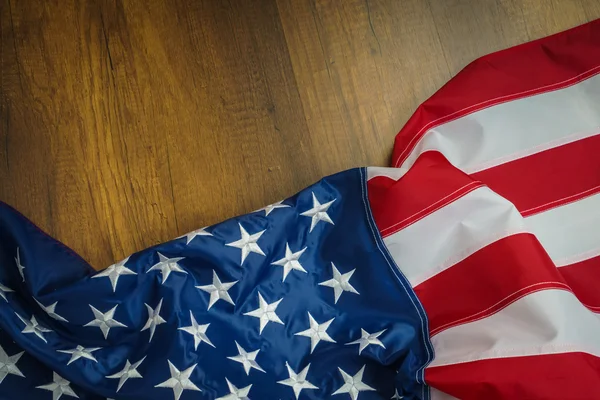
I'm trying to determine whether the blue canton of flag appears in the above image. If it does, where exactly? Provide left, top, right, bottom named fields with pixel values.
left=0, top=168, right=432, bottom=400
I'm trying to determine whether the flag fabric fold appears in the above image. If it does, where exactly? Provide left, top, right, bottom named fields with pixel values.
left=0, top=169, right=432, bottom=400
left=388, top=18, right=600, bottom=400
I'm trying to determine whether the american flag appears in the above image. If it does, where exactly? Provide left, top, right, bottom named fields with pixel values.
left=0, top=18, right=599, bottom=400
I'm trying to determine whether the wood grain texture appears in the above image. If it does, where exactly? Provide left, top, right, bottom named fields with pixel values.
left=1, top=0, right=598, bottom=269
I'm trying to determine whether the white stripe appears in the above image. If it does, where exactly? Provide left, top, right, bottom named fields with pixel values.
left=383, top=186, right=527, bottom=287
left=400, top=73, right=600, bottom=174
left=429, top=289, right=600, bottom=368
left=430, top=388, right=460, bottom=400
left=554, top=248, right=600, bottom=268
left=383, top=181, right=600, bottom=286
left=366, top=166, right=409, bottom=181
left=526, top=191, right=600, bottom=267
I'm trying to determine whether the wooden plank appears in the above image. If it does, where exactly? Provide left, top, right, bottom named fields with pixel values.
left=137, top=0, right=319, bottom=236
left=427, top=0, right=531, bottom=74
left=0, top=0, right=316, bottom=268
left=277, top=0, right=452, bottom=170
left=428, top=0, right=599, bottom=74
left=518, top=0, right=589, bottom=39
left=580, top=0, right=600, bottom=21
left=0, top=1, right=136, bottom=267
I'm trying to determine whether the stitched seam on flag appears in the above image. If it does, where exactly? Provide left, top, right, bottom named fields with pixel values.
left=380, top=182, right=484, bottom=237
left=430, top=283, right=571, bottom=337
left=411, top=229, right=531, bottom=288
left=464, top=131, right=600, bottom=175
left=359, top=167, right=434, bottom=397
left=428, top=345, right=600, bottom=369
left=393, top=66, right=600, bottom=168
left=380, top=181, right=482, bottom=236
left=521, top=184, right=600, bottom=217
left=359, top=167, right=434, bottom=365
left=379, top=181, right=481, bottom=236
left=430, top=283, right=570, bottom=335
left=360, top=167, right=432, bottom=400
left=413, top=130, right=600, bottom=176
left=556, top=248, right=600, bottom=268
left=367, top=149, right=440, bottom=184
left=394, top=66, right=600, bottom=167
left=367, top=166, right=411, bottom=182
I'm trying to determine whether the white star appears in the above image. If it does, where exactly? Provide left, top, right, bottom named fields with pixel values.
left=0, top=345, right=25, bottom=384
left=346, top=328, right=386, bottom=355
left=84, top=305, right=127, bottom=339
left=15, top=247, right=25, bottom=282
left=277, top=362, right=318, bottom=399
left=271, top=243, right=307, bottom=282
left=36, top=372, right=79, bottom=400
left=147, top=252, right=187, bottom=284
left=243, top=292, right=284, bottom=334
left=57, top=345, right=100, bottom=365
left=92, top=257, right=136, bottom=292
left=15, top=313, right=52, bottom=343
left=141, top=299, right=167, bottom=342
left=196, top=271, right=238, bottom=310
left=34, top=299, right=68, bottom=323
left=179, top=227, right=212, bottom=245
left=178, top=311, right=214, bottom=350
left=294, top=312, right=336, bottom=353
left=227, top=341, right=265, bottom=375
left=0, top=283, right=13, bottom=302
left=216, top=378, right=252, bottom=400
left=332, top=366, right=375, bottom=400
left=106, top=356, right=146, bottom=392
left=226, top=223, right=266, bottom=265
left=155, top=360, right=201, bottom=400
left=300, top=192, right=335, bottom=232
left=319, top=263, right=359, bottom=303
left=259, top=200, right=290, bottom=216
left=391, top=388, right=404, bottom=399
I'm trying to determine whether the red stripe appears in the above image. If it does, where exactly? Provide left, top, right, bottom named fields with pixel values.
left=367, top=152, right=482, bottom=237
left=560, top=256, right=600, bottom=311
left=392, top=19, right=600, bottom=167
left=415, top=233, right=569, bottom=336
left=472, top=133, right=600, bottom=216
left=426, top=352, right=600, bottom=400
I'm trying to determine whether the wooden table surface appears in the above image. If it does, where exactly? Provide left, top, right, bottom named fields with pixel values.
left=1, top=0, right=599, bottom=269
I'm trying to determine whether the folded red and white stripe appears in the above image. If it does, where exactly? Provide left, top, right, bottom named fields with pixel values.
left=369, top=18, right=600, bottom=399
